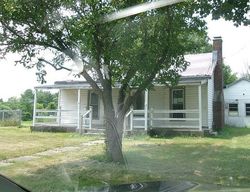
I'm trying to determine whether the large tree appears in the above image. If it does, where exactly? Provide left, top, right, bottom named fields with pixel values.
left=0, top=0, right=249, bottom=163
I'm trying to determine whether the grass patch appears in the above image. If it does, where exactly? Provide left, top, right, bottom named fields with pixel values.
left=21, top=121, right=32, bottom=127
left=0, top=126, right=101, bottom=160
left=0, top=127, right=249, bottom=191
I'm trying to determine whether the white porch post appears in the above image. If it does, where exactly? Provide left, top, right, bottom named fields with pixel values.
left=144, top=89, right=148, bottom=131
left=198, top=84, right=202, bottom=131
left=89, top=106, right=93, bottom=129
left=32, top=89, right=37, bottom=126
left=57, top=89, right=61, bottom=126
left=77, top=89, right=81, bottom=130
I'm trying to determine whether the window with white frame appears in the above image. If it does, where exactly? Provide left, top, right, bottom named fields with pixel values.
left=246, top=103, right=250, bottom=116
left=228, top=103, right=238, bottom=116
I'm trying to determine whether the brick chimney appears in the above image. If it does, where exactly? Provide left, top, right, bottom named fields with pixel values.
left=213, top=36, right=224, bottom=131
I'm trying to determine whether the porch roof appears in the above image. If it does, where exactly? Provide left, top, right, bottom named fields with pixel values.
left=35, top=81, right=99, bottom=89
left=35, top=52, right=216, bottom=90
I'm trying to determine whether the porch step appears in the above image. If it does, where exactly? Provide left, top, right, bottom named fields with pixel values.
left=78, top=128, right=105, bottom=135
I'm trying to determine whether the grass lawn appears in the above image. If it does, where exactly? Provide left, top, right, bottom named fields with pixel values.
left=0, top=125, right=100, bottom=161
left=0, top=126, right=250, bottom=191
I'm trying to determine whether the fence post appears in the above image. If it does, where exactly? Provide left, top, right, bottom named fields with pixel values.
left=89, top=106, right=93, bottom=129
left=130, top=106, right=133, bottom=131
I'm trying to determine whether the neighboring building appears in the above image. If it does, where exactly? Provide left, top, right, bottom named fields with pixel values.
left=32, top=37, right=224, bottom=133
left=224, top=79, right=250, bottom=127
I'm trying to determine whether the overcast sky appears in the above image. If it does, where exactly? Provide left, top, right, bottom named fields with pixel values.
left=0, top=18, right=250, bottom=101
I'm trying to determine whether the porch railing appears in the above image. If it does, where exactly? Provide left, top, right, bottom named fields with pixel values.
left=80, top=106, right=93, bottom=133
left=34, top=107, right=201, bottom=131
left=124, top=108, right=201, bottom=131
left=34, top=109, right=78, bottom=126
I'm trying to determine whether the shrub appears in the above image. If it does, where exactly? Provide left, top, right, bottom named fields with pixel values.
left=0, top=119, right=20, bottom=127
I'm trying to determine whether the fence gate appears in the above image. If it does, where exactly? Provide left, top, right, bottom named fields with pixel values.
left=0, top=110, right=22, bottom=127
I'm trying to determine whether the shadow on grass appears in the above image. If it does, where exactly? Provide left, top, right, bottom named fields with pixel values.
left=147, top=127, right=250, bottom=140
left=7, top=142, right=250, bottom=192
left=215, top=127, right=250, bottom=139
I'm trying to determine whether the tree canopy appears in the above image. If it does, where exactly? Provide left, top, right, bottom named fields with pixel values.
left=0, top=89, right=57, bottom=121
left=0, top=0, right=249, bottom=162
left=241, top=64, right=250, bottom=80
left=222, top=64, right=237, bottom=86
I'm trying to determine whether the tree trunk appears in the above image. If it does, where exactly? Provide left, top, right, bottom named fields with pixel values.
left=102, top=86, right=126, bottom=164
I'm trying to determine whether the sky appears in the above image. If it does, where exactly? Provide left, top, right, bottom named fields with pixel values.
left=0, top=18, right=250, bottom=101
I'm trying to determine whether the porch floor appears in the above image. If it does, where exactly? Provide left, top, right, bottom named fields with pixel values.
left=31, top=124, right=210, bottom=137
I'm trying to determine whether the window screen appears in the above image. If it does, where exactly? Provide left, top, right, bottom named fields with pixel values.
left=228, top=103, right=238, bottom=116
left=246, top=103, right=250, bottom=116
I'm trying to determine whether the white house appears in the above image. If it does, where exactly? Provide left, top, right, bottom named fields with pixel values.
left=32, top=37, right=224, bottom=133
left=224, top=79, right=250, bottom=127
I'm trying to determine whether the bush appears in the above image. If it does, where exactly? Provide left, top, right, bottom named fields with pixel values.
left=0, top=119, right=20, bottom=127
left=22, top=112, right=32, bottom=121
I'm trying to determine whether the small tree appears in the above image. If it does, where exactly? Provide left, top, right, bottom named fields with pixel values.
left=20, top=89, right=34, bottom=120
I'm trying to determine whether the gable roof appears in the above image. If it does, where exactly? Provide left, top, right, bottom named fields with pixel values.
left=35, top=51, right=218, bottom=89
left=224, top=78, right=250, bottom=89
left=182, top=52, right=216, bottom=78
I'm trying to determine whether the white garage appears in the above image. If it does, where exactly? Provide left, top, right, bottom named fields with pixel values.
left=224, top=79, right=250, bottom=127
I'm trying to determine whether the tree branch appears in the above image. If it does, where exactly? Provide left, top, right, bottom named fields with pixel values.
left=38, top=58, right=71, bottom=71
left=80, top=70, right=102, bottom=95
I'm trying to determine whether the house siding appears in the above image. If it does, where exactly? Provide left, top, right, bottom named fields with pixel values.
left=58, top=84, right=209, bottom=129
left=60, top=89, right=79, bottom=125
left=60, top=89, right=105, bottom=126
left=149, top=86, right=170, bottom=110
left=224, top=80, right=250, bottom=127
left=148, top=85, right=208, bottom=128
left=207, top=77, right=214, bottom=129
left=202, top=84, right=208, bottom=127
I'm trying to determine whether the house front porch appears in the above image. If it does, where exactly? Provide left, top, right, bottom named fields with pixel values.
left=31, top=107, right=206, bottom=134
left=32, top=81, right=211, bottom=134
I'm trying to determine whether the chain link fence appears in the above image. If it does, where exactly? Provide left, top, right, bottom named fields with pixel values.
left=0, top=110, right=22, bottom=127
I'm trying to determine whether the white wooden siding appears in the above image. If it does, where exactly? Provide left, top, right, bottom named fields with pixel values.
left=60, top=89, right=78, bottom=125
left=148, top=85, right=208, bottom=128
left=224, top=80, right=250, bottom=127
left=207, top=77, right=214, bottom=129
left=149, top=86, right=170, bottom=110
left=202, top=84, right=208, bottom=126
